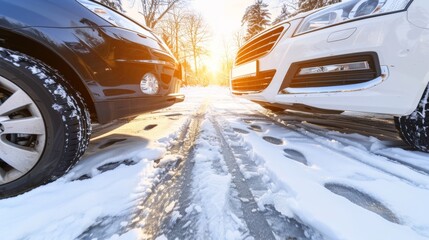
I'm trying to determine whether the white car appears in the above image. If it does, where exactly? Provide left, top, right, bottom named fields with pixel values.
left=230, top=0, right=429, bottom=151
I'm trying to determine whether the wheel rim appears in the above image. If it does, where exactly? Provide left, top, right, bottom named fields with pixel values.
left=0, top=76, right=46, bottom=184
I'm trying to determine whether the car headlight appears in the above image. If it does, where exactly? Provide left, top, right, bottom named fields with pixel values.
left=76, top=0, right=150, bottom=35
left=295, top=0, right=412, bottom=35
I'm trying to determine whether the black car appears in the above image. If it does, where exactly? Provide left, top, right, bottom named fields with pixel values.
left=0, top=0, right=184, bottom=198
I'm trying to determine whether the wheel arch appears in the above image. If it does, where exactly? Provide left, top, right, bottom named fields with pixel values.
left=0, top=28, right=98, bottom=121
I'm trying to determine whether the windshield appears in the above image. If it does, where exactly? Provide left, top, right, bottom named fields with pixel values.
left=93, top=0, right=147, bottom=27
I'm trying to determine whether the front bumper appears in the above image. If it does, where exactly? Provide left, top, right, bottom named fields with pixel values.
left=231, top=4, right=429, bottom=116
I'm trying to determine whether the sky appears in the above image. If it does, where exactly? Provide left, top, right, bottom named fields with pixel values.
left=191, top=0, right=285, bottom=72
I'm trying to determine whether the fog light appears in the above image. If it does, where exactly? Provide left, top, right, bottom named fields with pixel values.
left=298, top=61, right=370, bottom=75
left=140, top=73, right=159, bottom=95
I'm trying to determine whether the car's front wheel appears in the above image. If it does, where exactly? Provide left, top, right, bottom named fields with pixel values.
left=395, top=85, right=429, bottom=152
left=0, top=48, right=90, bottom=198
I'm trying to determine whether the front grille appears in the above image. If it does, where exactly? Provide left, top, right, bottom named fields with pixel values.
left=231, top=70, right=276, bottom=93
left=280, top=52, right=381, bottom=90
left=235, top=27, right=284, bottom=66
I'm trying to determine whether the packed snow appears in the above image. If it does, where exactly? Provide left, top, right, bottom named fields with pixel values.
left=191, top=119, right=247, bottom=239
left=1, top=87, right=429, bottom=240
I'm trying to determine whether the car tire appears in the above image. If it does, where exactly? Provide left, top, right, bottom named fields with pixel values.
left=0, top=48, right=90, bottom=198
left=71, top=88, right=92, bottom=162
left=395, top=85, right=429, bottom=152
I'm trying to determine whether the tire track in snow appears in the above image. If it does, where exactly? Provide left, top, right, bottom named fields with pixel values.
left=140, top=101, right=272, bottom=240
left=76, top=105, right=204, bottom=240
left=299, top=123, right=429, bottom=177
left=278, top=111, right=429, bottom=176
left=295, top=125, right=429, bottom=189
left=130, top=103, right=207, bottom=239
left=375, top=152, right=429, bottom=176
left=210, top=116, right=276, bottom=240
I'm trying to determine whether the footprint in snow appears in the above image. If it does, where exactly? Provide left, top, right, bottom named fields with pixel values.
left=283, top=149, right=308, bottom=165
left=165, top=113, right=182, bottom=117
left=263, top=136, right=283, bottom=145
left=325, top=183, right=400, bottom=224
left=144, top=124, right=158, bottom=131
left=72, top=159, right=136, bottom=181
left=249, top=124, right=263, bottom=132
left=97, top=159, right=136, bottom=173
left=74, top=174, right=91, bottom=181
left=233, top=128, right=250, bottom=134
left=243, top=119, right=254, bottom=124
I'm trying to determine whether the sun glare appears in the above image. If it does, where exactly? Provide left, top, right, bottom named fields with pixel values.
left=191, top=0, right=252, bottom=75
left=190, top=0, right=282, bottom=84
left=205, top=56, right=220, bottom=74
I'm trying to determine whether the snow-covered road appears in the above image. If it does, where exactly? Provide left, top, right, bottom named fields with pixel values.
left=1, top=87, right=429, bottom=240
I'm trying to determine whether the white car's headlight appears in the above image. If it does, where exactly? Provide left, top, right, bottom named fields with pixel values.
left=295, top=0, right=412, bottom=35
left=76, top=0, right=149, bottom=35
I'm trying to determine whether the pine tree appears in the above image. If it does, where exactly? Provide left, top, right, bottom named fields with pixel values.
left=272, top=4, right=290, bottom=25
left=242, top=0, right=271, bottom=41
left=298, top=0, right=341, bottom=12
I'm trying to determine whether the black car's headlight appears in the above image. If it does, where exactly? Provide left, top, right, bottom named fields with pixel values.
left=76, top=0, right=152, bottom=37
left=295, top=0, right=412, bottom=35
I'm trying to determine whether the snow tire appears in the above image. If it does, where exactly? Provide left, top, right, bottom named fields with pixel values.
left=395, top=85, right=429, bottom=152
left=0, top=47, right=91, bottom=198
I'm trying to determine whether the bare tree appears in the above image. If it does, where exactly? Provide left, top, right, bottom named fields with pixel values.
left=139, top=0, right=183, bottom=28
left=157, top=8, right=186, bottom=59
left=222, top=40, right=233, bottom=72
left=215, top=39, right=234, bottom=86
left=233, top=30, right=246, bottom=50
left=182, top=12, right=210, bottom=78
left=156, top=8, right=210, bottom=85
